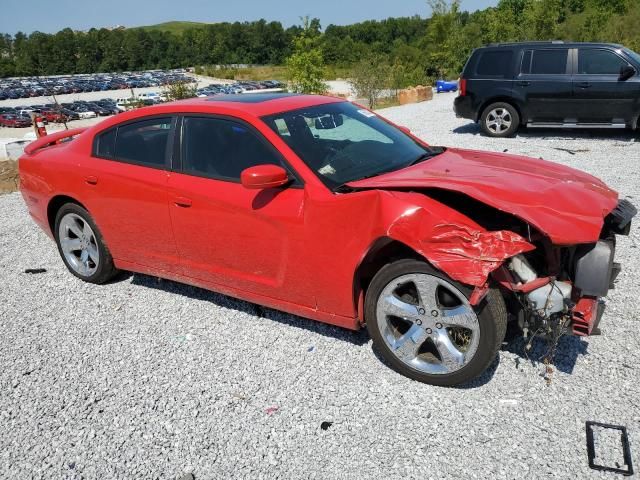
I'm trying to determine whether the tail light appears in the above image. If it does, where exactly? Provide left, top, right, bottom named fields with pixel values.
left=458, top=78, right=467, bottom=97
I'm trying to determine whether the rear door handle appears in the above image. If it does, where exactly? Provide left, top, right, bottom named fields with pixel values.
left=173, top=196, right=192, bottom=208
left=517, top=81, right=531, bottom=87
left=577, top=82, right=592, bottom=88
left=84, top=175, right=98, bottom=185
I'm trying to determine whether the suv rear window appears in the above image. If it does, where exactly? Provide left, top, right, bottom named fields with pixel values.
left=475, top=50, right=513, bottom=77
left=524, top=49, right=568, bottom=75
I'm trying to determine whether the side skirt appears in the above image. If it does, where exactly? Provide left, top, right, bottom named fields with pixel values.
left=113, top=258, right=361, bottom=331
left=526, top=122, right=628, bottom=129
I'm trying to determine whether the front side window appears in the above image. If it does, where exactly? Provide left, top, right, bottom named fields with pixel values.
left=262, top=102, right=440, bottom=190
left=113, top=117, right=172, bottom=167
left=181, top=116, right=286, bottom=181
left=529, top=49, right=568, bottom=75
left=578, top=49, right=629, bottom=75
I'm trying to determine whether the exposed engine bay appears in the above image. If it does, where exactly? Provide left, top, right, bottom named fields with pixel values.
left=490, top=199, right=636, bottom=355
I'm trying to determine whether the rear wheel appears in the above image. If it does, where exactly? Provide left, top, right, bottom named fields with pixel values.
left=54, top=203, right=118, bottom=284
left=365, top=259, right=507, bottom=386
left=480, top=102, right=520, bottom=137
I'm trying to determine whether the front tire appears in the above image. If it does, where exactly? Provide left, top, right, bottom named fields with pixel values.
left=480, top=102, right=520, bottom=137
left=54, top=203, right=118, bottom=284
left=365, top=259, right=507, bottom=387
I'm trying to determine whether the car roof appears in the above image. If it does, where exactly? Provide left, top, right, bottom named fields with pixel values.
left=168, top=93, right=345, bottom=116
left=480, top=41, right=624, bottom=49
left=88, top=93, right=347, bottom=135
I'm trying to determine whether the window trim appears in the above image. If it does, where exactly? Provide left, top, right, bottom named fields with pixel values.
left=519, top=49, right=532, bottom=75
left=173, top=113, right=304, bottom=187
left=519, top=48, right=571, bottom=76
left=575, top=47, right=632, bottom=76
left=91, top=114, right=176, bottom=171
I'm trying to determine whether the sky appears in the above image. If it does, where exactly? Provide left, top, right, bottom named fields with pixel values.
left=0, top=0, right=498, bottom=34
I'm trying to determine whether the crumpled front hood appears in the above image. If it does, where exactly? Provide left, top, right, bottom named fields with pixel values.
left=348, top=147, right=618, bottom=245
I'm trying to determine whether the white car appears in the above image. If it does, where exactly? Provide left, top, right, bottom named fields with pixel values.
left=77, top=111, right=97, bottom=119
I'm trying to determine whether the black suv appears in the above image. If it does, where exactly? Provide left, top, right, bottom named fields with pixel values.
left=454, top=42, right=640, bottom=137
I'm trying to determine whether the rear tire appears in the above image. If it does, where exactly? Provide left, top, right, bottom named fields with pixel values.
left=365, top=259, right=507, bottom=387
left=480, top=102, right=520, bottom=138
left=54, top=203, right=118, bottom=284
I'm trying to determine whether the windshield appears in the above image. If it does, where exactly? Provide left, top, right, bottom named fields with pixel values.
left=624, top=48, right=640, bottom=65
left=262, top=102, right=437, bottom=190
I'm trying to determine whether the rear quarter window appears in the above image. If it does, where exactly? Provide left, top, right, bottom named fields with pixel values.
left=95, top=128, right=116, bottom=158
left=474, top=50, right=514, bottom=78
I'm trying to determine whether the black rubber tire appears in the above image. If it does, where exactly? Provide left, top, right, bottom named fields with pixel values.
left=365, top=259, right=507, bottom=387
left=480, top=102, right=520, bottom=138
left=54, top=203, right=118, bottom=284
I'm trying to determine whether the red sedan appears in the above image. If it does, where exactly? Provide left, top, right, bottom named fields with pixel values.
left=40, top=110, right=69, bottom=123
left=19, top=94, right=636, bottom=386
left=0, top=113, right=32, bottom=128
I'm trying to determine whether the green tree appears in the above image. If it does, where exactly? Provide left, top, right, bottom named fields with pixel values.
left=350, top=54, right=392, bottom=108
left=0, top=34, right=15, bottom=77
left=285, top=17, right=327, bottom=94
left=422, top=0, right=466, bottom=79
left=163, top=80, right=198, bottom=100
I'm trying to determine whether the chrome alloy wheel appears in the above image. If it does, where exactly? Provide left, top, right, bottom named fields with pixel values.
left=58, top=213, right=100, bottom=277
left=375, top=273, right=480, bottom=375
left=486, top=108, right=512, bottom=134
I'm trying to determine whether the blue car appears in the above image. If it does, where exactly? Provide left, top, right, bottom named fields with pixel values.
left=436, top=79, right=458, bottom=93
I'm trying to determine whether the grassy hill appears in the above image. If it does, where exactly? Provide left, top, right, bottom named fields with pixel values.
left=135, top=21, right=208, bottom=35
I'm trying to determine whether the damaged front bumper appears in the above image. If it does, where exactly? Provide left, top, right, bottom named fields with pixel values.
left=493, top=198, right=636, bottom=337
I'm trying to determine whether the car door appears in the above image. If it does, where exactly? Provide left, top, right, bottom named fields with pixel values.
left=514, top=47, right=573, bottom=123
left=167, top=115, right=314, bottom=307
left=572, top=47, right=640, bottom=125
left=83, top=116, right=180, bottom=273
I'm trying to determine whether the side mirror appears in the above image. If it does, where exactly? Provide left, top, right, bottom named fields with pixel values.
left=619, top=65, right=636, bottom=81
left=241, top=164, right=290, bottom=190
left=398, top=125, right=412, bottom=135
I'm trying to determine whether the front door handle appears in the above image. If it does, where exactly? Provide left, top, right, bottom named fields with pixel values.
left=173, top=196, right=192, bottom=208
left=517, top=81, right=531, bottom=87
left=577, top=82, right=592, bottom=88
left=84, top=175, right=98, bottom=185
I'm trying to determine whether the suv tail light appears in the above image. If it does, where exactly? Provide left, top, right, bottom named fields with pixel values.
left=458, top=78, right=467, bottom=97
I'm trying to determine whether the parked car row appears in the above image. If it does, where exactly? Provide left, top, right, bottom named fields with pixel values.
left=0, top=69, right=195, bottom=100
left=0, top=98, right=121, bottom=127
left=196, top=80, right=283, bottom=97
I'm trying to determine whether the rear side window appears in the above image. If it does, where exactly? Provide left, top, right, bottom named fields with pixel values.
left=475, top=50, right=513, bottom=78
left=114, top=117, right=172, bottom=167
left=578, top=49, right=629, bottom=75
left=529, top=49, right=568, bottom=75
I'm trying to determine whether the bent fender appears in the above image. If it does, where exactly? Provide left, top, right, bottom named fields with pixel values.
left=383, top=192, right=535, bottom=287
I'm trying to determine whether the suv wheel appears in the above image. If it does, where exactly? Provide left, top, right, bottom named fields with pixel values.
left=480, top=102, right=520, bottom=137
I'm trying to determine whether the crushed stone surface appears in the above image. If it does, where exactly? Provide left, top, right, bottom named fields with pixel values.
left=1, top=93, right=639, bottom=479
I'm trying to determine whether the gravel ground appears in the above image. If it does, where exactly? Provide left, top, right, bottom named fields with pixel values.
left=1, top=93, right=639, bottom=479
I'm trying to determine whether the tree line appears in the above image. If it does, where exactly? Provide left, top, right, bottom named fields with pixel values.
left=0, top=0, right=638, bottom=82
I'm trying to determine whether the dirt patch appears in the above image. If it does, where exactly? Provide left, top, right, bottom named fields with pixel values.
left=0, top=160, right=19, bottom=194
